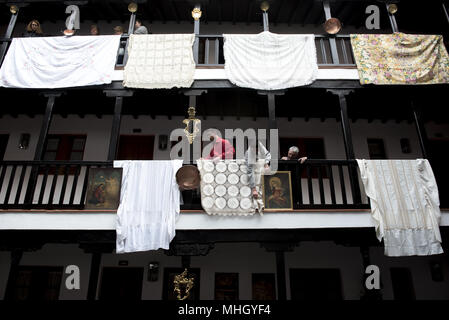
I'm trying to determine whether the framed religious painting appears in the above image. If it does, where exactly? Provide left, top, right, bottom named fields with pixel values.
left=215, top=273, right=239, bottom=300
left=84, top=168, right=122, bottom=210
left=252, top=273, right=276, bottom=300
left=262, top=171, right=293, bottom=211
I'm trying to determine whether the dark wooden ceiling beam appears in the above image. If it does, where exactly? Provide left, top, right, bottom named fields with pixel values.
left=246, top=0, right=253, bottom=25
left=299, top=0, right=314, bottom=26
left=288, top=0, right=302, bottom=26
left=274, top=0, right=285, bottom=25
left=169, top=0, right=180, bottom=24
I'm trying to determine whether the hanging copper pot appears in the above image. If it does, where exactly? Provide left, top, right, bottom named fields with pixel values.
left=324, top=18, right=342, bottom=34
left=176, top=165, right=200, bottom=190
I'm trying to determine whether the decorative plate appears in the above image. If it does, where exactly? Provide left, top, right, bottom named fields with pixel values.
left=215, top=162, right=227, bottom=173
left=203, top=173, right=214, bottom=184
left=227, top=185, right=239, bottom=197
left=215, top=173, right=227, bottom=185
left=215, top=197, right=226, bottom=209
left=227, top=173, right=239, bottom=185
left=240, top=164, right=248, bottom=173
left=215, top=185, right=227, bottom=197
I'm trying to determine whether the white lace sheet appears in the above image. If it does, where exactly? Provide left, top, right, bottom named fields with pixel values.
left=223, top=32, right=318, bottom=90
left=123, top=34, right=196, bottom=89
left=113, top=160, right=183, bottom=253
left=0, top=35, right=121, bottom=88
left=357, top=159, right=443, bottom=257
left=197, top=159, right=265, bottom=216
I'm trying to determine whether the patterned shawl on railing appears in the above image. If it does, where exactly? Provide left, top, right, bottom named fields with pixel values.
left=350, top=33, right=449, bottom=85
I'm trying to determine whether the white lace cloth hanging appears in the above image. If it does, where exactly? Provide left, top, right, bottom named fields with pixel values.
left=223, top=32, right=318, bottom=90
left=197, top=159, right=265, bottom=216
left=123, top=34, right=196, bottom=89
left=357, top=159, right=443, bottom=257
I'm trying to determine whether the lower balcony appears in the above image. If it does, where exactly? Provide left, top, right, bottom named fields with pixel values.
left=0, top=159, right=369, bottom=212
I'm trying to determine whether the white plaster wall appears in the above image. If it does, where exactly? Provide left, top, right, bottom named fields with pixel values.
left=2, top=242, right=449, bottom=300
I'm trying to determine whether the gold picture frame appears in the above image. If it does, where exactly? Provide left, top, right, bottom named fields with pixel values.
left=262, top=171, right=293, bottom=211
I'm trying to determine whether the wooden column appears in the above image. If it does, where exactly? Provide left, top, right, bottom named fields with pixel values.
left=328, top=89, right=362, bottom=204
left=323, top=0, right=340, bottom=64
left=261, top=242, right=297, bottom=301
left=4, top=249, right=23, bottom=300
left=0, top=5, right=20, bottom=65
left=104, top=90, right=133, bottom=161
left=411, top=98, right=429, bottom=159
left=193, top=4, right=201, bottom=63
left=262, top=11, right=269, bottom=31
left=386, top=3, right=399, bottom=32
left=443, top=2, right=449, bottom=25
left=258, top=90, right=284, bottom=149
left=80, top=243, right=114, bottom=301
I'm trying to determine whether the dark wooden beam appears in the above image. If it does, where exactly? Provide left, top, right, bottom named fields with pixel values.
left=299, top=0, right=314, bottom=26
left=288, top=0, right=302, bottom=26
left=246, top=0, right=253, bottom=25
left=274, top=0, right=285, bottom=25
left=169, top=0, right=180, bottom=24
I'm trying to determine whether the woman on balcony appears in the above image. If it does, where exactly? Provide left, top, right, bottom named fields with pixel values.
left=23, top=20, right=44, bottom=37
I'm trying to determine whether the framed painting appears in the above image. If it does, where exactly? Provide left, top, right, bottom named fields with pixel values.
left=262, top=171, right=293, bottom=211
left=215, top=273, right=239, bottom=300
left=85, top=168, right=122, bottom=210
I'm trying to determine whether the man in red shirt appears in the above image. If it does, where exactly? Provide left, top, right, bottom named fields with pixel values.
left=205, top=134, right=235, bottom=160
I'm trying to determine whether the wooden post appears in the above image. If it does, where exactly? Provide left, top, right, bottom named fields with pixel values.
left=0, top=5, right=19, bottom=65
left=328, top=89, right=362, bottom=205
left=4, top=249, right=23, bottom=300
left=411, top=98, right=429, bottom=159
left=104, top=90, right=133, bottom=161
left=386, top=3, right=399, bottom=32
left=323, top=1, right=340, bottom=64
left=193, top=4, right=201, bottom=64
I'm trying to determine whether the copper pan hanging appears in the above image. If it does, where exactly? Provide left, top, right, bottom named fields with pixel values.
left=324, top=18, right=342, bottom=35
left=176, top=165, right=201, bottom=190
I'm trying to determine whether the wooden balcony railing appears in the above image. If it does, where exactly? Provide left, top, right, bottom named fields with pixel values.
left=0, top=160, right=369, bottom=211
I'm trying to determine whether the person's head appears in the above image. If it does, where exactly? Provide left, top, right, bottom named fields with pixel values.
left=27, top=20, right=42, bottom=34
left=135, top=19, right=142, bottom=29
left=113, top=26, right=124, bottom=35
left=287, top=146, right=300, bottom=159
left=90, top=25, right=99, bottom=35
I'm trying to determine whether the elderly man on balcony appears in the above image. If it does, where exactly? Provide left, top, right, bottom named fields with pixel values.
left=281, top=146, right=307, bottom=163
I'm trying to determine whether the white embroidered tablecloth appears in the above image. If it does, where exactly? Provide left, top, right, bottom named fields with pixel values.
left=197, top=159, right=265, bottom=216
left=123, top=34, right=196, bottom=89
left=0, top=35, right=121, bottom=88
left=223, top=31, right=318, bottom=90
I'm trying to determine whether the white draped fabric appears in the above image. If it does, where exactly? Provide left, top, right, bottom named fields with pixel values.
left=0, top=35, right=121, bottom=89
left=357, top=159, right=443, bottom=257
left=123, top=34, right=196, bottom=89
left=113, top=160, right=183, bottom=253
left=223, top=32, right=318, bottom=90
left=197, top=159, right=265, bottom=216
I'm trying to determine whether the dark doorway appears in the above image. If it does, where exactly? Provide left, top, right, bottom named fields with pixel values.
left=390, top=268, right=415, bottom=300
left=7, top=266, right=63, bottom=301
left=290, top=268, right=343, bottom=300
left=99, top=267, right=143, bottom=300
left=428, top=139, right=449, bottom=208
left=117, top=135, right=155, bottom=160
left=0, top=134, right=9, bottom=160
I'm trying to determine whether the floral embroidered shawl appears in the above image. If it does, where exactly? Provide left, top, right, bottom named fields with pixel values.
left=350, top=33, right=449, bottom=85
